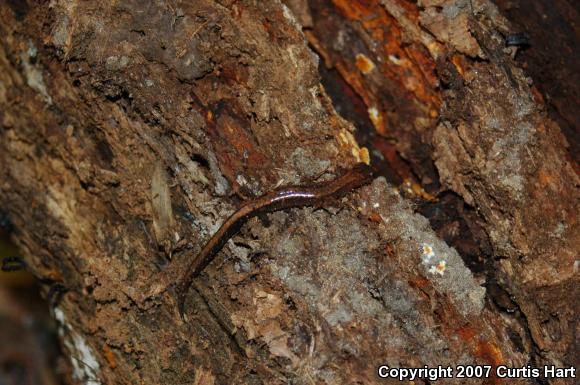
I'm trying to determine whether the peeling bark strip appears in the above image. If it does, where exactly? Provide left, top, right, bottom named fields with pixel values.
left=0, top=1, right=577, bottom=385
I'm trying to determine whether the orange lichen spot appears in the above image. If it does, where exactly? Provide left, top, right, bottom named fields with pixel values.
left=408, top=276, right=430, bottom=290
left=456, top=326, right=477, bottom=341
left=338, top=129, right=369, bottom=164
left=350, top=146, right=370, bottom=164
left=422, top=244, right=434, bottom=257
left=222, top=63, right=249, bottom=85
left=476, top=340, right=503, bottom=367
left=358, top=147, right=370, bottom=164
left=206, top=110, right=214, bottom=123
left=355, top=53, right=376, bottom=74
left=332, top=0, right=374, bottom=21
left=402, top=179, right=438, bottom=202
left=538, top=168, right=557, bottom=190
left=102, top=344, right=117, bottom=369
left=430, top=260, right=446, bottom=275
left=453, top=331, right=504, bottom=385
left=368, top=212, right=383, bottom=223
left=398, top=0, right=420, bottom=21
left=412, top=182, right=437, bottom=202
left=216, top=114, right=268, bottom=168
left=426, top=41, right=445, bottom=59
left=384, top=243, right=397, bottom=260
left=338, top=129, right=360, bottom=150
left=450, top=55, right=466, bottom=77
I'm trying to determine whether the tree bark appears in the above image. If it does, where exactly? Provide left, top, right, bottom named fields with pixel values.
left=0, top=1, right=577, bottom=384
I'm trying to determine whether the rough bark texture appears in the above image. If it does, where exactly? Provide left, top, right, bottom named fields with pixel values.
left=0, top=1, right=577, bottom=385
left=494, top=0, right=580, bottom=164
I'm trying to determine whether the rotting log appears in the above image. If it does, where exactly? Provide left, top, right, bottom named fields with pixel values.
left=0, top=1, right=577, bottom=384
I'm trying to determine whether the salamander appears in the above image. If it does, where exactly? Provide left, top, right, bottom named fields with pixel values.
left=177, top=163, right=374, bottom=315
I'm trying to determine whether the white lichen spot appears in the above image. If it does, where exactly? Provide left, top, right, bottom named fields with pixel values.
left=368, top=107, right=381, bottom=127
left=105, top=55, right=129, bottom=70
left=372, top=202, right=380, bottom=209
left=53, top=307, right=102, bottom=385
left=27, top=41, right=38, bottom=58
left=52, top=15, right=70, bottom=48
left=236, top=174, right=249, bottom=188
left=281, top=3, right=302, bottom=31
left=335, top=30, right=346, bottom=50
left=499, top=174, right=524, bottom=194
left=308, top=86, right=323, bottom=109
left=553, top=222, right=566, bottom=238
left=53, top=307, right=66, bottom=327
left=70, top=333, right=102, bottom=385
left=372, top=148, right=385, bottom=161
left=379, top=214, right=390, bottom=224
left=20, top=50, right=52, bottom=104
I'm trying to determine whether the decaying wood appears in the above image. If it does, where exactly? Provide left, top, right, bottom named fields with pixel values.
left=0, top=1, right=577, bottom=384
